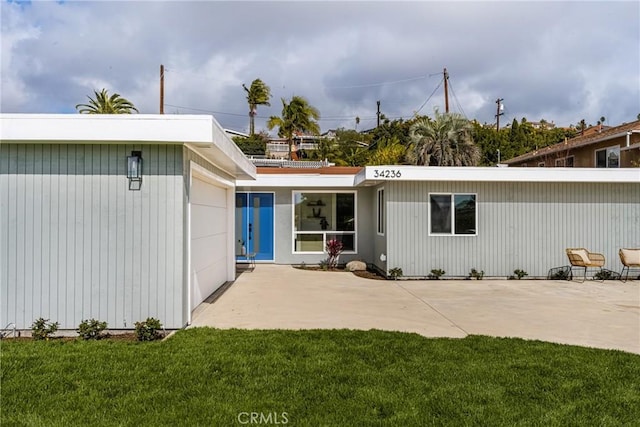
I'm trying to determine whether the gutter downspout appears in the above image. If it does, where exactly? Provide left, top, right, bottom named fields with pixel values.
left=627, top=130, right=640, bottom=147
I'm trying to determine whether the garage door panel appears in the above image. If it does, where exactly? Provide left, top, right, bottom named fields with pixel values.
left=191, top=205, right=227, bottom=239
left=191, top=263, right=227, bottom=307
left=190, top=174, right=229, bottom=310
left=191, top=234, right=227, bottom=271
left=191, top=178, right=227, bottom=207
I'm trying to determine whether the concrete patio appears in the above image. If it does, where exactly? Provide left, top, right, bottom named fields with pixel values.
left=190, top=264, right=640, bottom=354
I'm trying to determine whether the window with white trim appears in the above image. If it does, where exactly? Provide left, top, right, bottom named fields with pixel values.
left=429, top=193, right=477, bottom=235
left=293, top=191, right=356, bottom=253
left=377, top=188, right=385, bottom=235
left=595, top=146, right=620, bottom=168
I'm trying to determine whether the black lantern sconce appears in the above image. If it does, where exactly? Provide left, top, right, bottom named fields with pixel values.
left=127, top=150, right=143, bottom=190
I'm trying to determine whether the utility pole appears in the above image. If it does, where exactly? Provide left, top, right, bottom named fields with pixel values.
left=376, top=100, right=381, bottom=127
left=443, top=68, right=449, bottom=113
left=160, top=64, right=165, bottom=114
left=495, top=98, right=504, bottom=131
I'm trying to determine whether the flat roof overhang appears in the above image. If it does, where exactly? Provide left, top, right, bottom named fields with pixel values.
left=0, top=114, right=256, bottom=180
left=355, top=166, right=640, bottom=185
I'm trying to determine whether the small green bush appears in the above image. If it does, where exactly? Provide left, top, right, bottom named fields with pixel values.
left=77, top=319, right=108, bottom=340
left=514, top=269, right=528, bottom=280
left=469, top=269, right=484, bottom=280
left=594, top=270, right=614, bottom=280
left=134, top=318, right=164, bottom=342
left=428, top=269, right=445, bottom=280
left=31, top=318, right=59, bottom=341
left=389, top=267, right=403, bottom=280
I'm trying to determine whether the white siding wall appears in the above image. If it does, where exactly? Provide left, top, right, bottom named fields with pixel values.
left=0, top=144, right=185, bottom=329
left=387, top=181, right=640, bottom=278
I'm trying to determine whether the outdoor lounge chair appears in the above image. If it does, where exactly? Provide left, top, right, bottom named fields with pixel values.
left=565, top=248, right=605, bottom=282
left=619, top=248, right=640, bottom=282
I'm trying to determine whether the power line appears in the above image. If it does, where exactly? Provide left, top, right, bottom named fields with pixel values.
left=413, top=77, right=443, bottom=117
left=447, top=79, right=467, bottom=119
left=324, top=73, right=437, bottom=89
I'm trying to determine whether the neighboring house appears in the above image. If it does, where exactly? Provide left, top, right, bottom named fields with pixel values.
left=505, top=120, right=640, bottom=167
left=1, top=114, right=255, bottom=330
left=236, top=166, right=639, bottom=279
left=266, top=134, right=324, bottom=159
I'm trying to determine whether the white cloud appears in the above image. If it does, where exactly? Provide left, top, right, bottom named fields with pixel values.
left=1, top=1, right=638, bottom=130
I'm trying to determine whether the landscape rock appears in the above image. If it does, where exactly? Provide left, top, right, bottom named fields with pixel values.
left=346, top=260, right=367, bottom=272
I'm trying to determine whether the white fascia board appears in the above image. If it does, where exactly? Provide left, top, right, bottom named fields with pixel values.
left=355, top=166, right=640, bottom=185
left=236, top=173, right=357, bottom=188
left=0, top=114, right=256, bottom=180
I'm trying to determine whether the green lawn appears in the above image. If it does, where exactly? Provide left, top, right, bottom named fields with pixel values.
left=2, top=328, right=639, bottom=426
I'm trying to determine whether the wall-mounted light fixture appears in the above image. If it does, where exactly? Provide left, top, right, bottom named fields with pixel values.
left=127, top=151, right=143, bottom=190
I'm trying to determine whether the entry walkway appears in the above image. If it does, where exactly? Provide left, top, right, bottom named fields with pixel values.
left=190, top=265, right=640, bottom=354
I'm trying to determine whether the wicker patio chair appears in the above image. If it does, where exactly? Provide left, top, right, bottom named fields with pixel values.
left=619, top=248, right=640, bottom=282
left=565, top=248, right=605, bottom=282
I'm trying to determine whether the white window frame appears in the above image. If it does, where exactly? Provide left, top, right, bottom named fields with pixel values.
left=555, top=158, right=565, bottom=167
left=565, top=156, right=575, bottom=168
left=595, top=146, right=620, bottom=168
left=291, top=190, right=357, bottom=254
left=428, top=193, right=478, bottom=237
left=377, top=187, right=385, bottom=236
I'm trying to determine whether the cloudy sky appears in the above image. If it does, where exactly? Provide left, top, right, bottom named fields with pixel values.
left=2, top=1, right=639, bottom=134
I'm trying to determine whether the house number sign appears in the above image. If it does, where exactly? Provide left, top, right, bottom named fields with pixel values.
left=372, top=169, right=402, bottom=178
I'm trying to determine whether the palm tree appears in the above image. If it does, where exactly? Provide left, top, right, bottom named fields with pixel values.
left=409, top=110, right=480, bottom=166
left=242, top=79, right=271, bottom=135
left=266, top=96, right=320, bottom=161
left=75, top=89, right=138, bottom=114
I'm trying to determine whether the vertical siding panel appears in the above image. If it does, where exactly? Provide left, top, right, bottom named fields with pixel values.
left=75, top=145, right=85, bottom=320
left=40, top=145, right=51, bottom=319
left=3, top=145, right=18, bottom=325
left=99, top=144, right=109, bottom=321
left=90, top=144, right=101, bottom=318
left=148, top=145, right=160, bottom=318
left=157, top=145, right=167, bottom=324
left=165, top=145, right=176, bottom=326
left=116, top=144, right=127, bottom=328
left=0, top=144, right=9, bottom=325
left=106, top=145, right=117, bottom=326
left=24, top=146, right=35, bottom=323
left=140, top=146, right=151, bottom=318
left=32, top=145, right=43, bottom=318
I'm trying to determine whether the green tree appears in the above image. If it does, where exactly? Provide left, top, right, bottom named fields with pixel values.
left=75, top=89, right=138, bottom=114
left=267, top=96, right=320, bottom=161
left=367, top=136, right=406, bottom=165
left=409, top=110, right=480, bottom=166
left=242, top=79, right=271, bottom=135
left=232, top=132, right=270, bottom=156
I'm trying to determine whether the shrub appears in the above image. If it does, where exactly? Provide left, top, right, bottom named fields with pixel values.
left=594, top=270, right=614, bottom=280
left=514, top=269, right=528, bottom=280
left=77, top=318, right=108, bottom=340
left=469, top=269, right=484, bottom=280
left=389, top=267, right=403, bottom=280
left=428, top=269, right=445, bottom=280
left=325, top=239, right=344, bottom=270
left=135, top=318, right=164, bottom=342
left=31, top=318, right=59, bottom=341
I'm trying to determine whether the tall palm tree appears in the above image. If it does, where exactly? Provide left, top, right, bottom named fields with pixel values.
left=242, top=79, right=271, bottom=135
left=75, top=89, right=138, bottom=114
left=409, top=110, right=480, bottom=166
left=266, top=96, right=320, bottom=161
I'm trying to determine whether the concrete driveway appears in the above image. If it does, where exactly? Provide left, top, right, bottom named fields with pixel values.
left=190, top=264, right=640, bottom=354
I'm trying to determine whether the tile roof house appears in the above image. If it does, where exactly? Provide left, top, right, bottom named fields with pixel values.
left=505, top=120, right=640, bottom=168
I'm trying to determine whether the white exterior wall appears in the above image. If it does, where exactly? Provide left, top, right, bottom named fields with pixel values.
left=0, top=143, right=185, bottom=329
left=386, top=180, right=640, bottom=278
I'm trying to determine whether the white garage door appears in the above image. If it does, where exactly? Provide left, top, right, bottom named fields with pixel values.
left=190, top=175, right=229, bottom=310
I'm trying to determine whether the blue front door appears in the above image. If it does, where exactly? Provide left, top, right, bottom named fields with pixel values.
left=235, top=193, right=274, bottom=262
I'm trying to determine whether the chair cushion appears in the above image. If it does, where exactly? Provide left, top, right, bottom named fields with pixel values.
left=572, top=249, right=590, bottom=265
left=621, top=249, right=640, bottom=266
